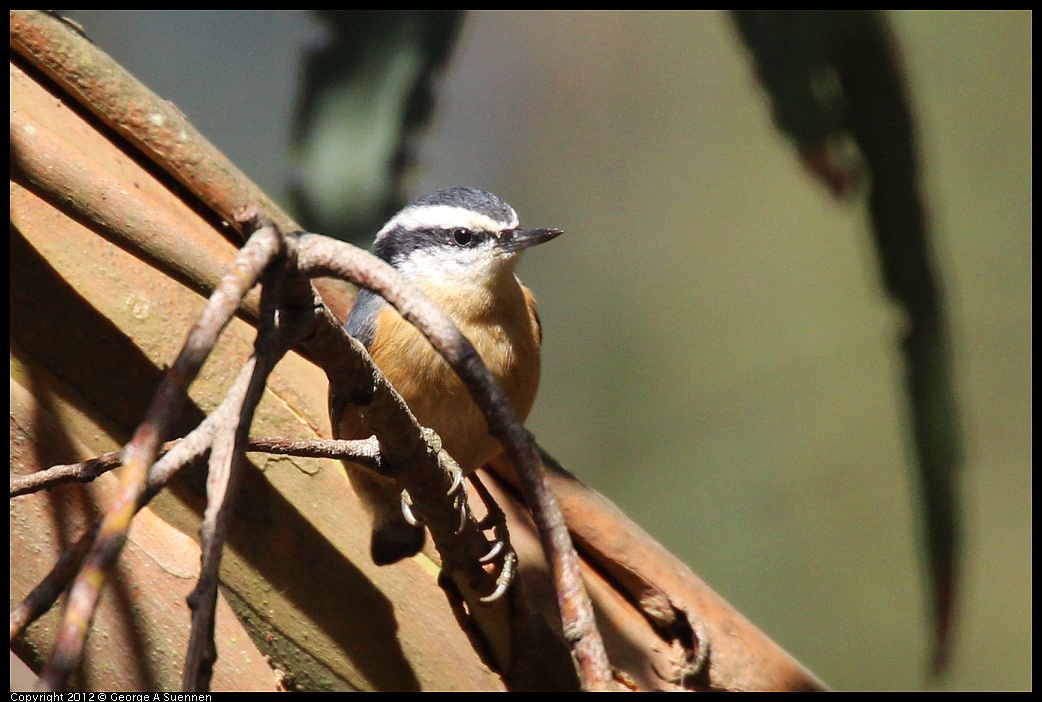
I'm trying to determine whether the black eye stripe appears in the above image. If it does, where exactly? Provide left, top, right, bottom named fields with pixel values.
left=373, top=225, right=495, bottom=263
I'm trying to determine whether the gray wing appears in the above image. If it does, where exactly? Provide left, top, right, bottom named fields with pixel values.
left=329, top=289, right=387, bottom=429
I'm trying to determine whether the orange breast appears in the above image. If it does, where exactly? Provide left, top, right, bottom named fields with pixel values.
left=363, top=282, right=542, bottom=473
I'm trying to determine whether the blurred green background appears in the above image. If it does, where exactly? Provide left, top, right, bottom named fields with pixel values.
left=56, top=10, right=1032, bottom=691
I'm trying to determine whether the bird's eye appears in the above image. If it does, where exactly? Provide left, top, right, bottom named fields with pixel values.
left=452, top=228, right=474, bottom=246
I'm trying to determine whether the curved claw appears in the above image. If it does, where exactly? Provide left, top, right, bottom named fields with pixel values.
left=455, top=500, right=469, bottom=534
left=446, top=468, right=464, bottom=497
left=400, top=490, right=422, bottom=527
left=449, top=473, right=469, bottom=535
left=479, top=550, right=517, bottom=603
left=479, top=539, right=504, bottom=564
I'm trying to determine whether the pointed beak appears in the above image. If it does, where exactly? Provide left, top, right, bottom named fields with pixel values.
left=497, top=227, right=564, bottom=253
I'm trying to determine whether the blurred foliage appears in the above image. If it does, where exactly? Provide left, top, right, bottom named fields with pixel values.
left=732, top=10, right=963, bottom=671
left=289, top=10, right=464, bottom=244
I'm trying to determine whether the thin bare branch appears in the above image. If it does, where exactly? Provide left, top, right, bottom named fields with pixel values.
left=10, top=448, right=162, bottom=498
left=10, top=437, right=384, bottom=498
left=246, top=437, right=382, bottom=468
left=184, top=259, right=290, bottom=692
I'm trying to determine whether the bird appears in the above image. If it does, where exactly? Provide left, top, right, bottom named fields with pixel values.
left=329, top=187, right=562, bottom=565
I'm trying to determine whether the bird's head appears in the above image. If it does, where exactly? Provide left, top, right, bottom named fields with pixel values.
left=373, top=187, right=562, bottom=292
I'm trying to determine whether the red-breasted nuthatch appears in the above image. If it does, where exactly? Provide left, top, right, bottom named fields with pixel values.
left=330, top=187, right=562, bottom=565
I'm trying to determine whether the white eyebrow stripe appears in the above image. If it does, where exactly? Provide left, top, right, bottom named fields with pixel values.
left=377, top=205, right=518, bottom=239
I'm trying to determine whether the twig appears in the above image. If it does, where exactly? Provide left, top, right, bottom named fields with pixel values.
left=10, top=437, right=382, bottom=498
left=10, top=448, right=166, bottom=498
left=184, top=251, right=290, bottom=691
left=246, top=437, right=382, bottom=468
